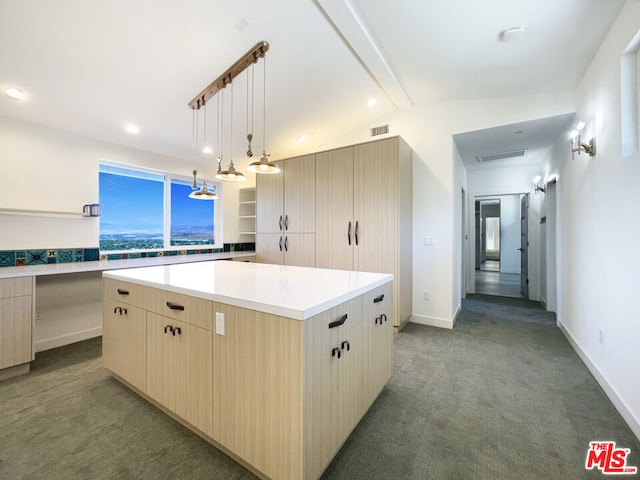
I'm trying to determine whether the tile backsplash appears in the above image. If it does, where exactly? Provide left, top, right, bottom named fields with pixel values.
left=0, top=243, right=255, bottom=268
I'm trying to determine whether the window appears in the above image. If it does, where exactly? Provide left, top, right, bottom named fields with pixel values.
left=621, top=30, right=640, bottom=157
left=99, top=164, right=221, bottom=252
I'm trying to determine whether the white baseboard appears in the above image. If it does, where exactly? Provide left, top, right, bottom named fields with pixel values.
left=35, top=327, right=103, bottom=353
left=410, top=314, right=454, bottom=329
left=558, top=319, right=640, bottom=442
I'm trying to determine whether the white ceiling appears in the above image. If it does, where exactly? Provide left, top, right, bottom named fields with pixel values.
left=0, top=0, right=626, bottom=168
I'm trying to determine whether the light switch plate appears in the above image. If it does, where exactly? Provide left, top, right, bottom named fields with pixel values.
left=215, top=312, right=225, bottom=336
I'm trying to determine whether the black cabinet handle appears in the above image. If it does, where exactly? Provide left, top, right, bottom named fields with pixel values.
left=164, top=325, right=174, bottom=334
left=172, top=326, right=181, bottom=336
left=279, top=236, right=283, bottom=251
left=328, top=314, right=348, bottom=329
left=284, top=236, right=288, bottom=252
left=113, top=307, right=119, bottom=314
left=175, top=327, right=181, bottom=335
left=117, top=289, right=129, bottom=296
left=355, top=221, right=359, bottom=246
left=331, top=347, right=341, bottom=359
left=122, top=308, right=127, bottom=315
left=382, top=314, right=387, bottom=323
left=279, top=215, right=283, bottom=231
left=166, top=302, right=185, bottom=311
left=284, top=214, right=289, bottom=231
left=348, top=221, right=352, bottom=246
left=341, top=340, right=350, bottom=351
left=375, top=316, right=380, bottom=325
left=373, top=294, right=385, bottom=303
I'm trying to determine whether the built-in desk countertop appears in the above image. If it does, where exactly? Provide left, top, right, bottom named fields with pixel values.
left=103, top=261, right=393, bottom=320
left=0, top=251, right=255, bottom=279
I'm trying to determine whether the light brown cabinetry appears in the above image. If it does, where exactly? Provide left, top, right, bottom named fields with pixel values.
left=0, top=277, right=34, bottom=377
left=256, top=154, right=316, bottom=267
left=316, top=137, right=413, bottom=329
left=364, top=282, right=394, bottom=403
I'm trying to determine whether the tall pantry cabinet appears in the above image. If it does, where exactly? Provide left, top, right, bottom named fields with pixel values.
left=255, top=154, right=316, bottom=267
left=315, top=137, right=412, bottom=329
left=256, top=136, right=412, bottom=329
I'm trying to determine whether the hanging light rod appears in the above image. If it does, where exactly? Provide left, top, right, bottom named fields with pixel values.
left=188, top=41, right=269, bottom=110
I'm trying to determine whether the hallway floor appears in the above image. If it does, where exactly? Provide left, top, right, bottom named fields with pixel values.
left=475, top=268, right=523, bottom=298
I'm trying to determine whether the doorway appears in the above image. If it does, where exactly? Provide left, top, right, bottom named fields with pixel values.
left=474, top=194, right=524, bottom=298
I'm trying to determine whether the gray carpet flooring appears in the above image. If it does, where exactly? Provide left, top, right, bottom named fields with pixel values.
left=1, top=294, right=638, bottom=479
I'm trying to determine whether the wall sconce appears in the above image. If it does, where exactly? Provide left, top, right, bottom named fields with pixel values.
left=533, top=176, right=545, bottom=194
left=570, top=121, right=596, bottom=159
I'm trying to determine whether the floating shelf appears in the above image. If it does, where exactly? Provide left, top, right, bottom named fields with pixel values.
left=0, top=208, right=88, bottom=218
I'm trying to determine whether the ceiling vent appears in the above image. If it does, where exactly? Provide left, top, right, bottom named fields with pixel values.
left=370, top=124, right=390, bottom=137
left=476, top=149, right=527, bottom=163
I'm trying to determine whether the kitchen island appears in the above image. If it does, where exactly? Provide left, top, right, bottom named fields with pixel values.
left=102, top=261, right=394, bottom=480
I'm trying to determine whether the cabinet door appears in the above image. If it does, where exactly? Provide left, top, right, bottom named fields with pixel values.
left=256, top=161, right=284, bottom=234
left=176, top=322, right=212, bottom=437
left=103, top=300, right=146, bottom=392
left=256, top=233, right=284, bottom=265
left=0, top=295, right=32, bottom=369
left=283, top=233, right=316, bottom=267
left=315, top=147, right=354, bottom=270
left=366, top=282, right=394, bottom=403
left=284, top=154, right=315, bottom=234
left=354, top=138, right=398, bottom=274
left=146, top=312, right=177, bottom=411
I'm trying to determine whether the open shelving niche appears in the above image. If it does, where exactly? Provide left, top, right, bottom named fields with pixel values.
left=238, top=187, right=256, bottom=238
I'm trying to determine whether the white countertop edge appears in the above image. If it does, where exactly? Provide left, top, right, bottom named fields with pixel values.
left=0, top=251, right=255, bottom=279
left=102, top=268, right=393, bottom=321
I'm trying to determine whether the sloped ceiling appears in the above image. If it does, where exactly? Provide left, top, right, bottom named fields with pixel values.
left=0, top=0, right=626, bottom=166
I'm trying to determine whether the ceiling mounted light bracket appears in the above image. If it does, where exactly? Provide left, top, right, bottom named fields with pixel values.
left=188, top=41, right=269, bottom=110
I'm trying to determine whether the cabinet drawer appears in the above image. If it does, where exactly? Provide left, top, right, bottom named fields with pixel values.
left=104, top=279, right=148, bottom=308
left=146, top=288, right=213, bottom=331
left=0, top=277, right=33, bottom=299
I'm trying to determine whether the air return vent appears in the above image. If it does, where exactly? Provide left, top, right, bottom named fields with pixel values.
left=370, top=124, right=390, bottom=137
left=476, top=149, right=527, bottom=163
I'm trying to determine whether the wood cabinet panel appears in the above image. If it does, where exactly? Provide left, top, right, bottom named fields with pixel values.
left=0, top=277, right=32, bottom=298
left=102, top=299, right=146, bottom=392
left=283, top=234, right=316, bottom=267
left=146, top=312, right=177, bottom=411
left=283, top=154, right=315, bottom=234
left=364, top=282, right=394, bottom=403
left=315, top=147, right=354, bottom=271
left=0, top=295, right=32, bottom=370
left=104, top=278, right=149, bottom=308
left=256, top=160, right=284, bottom=234
left=145, top=287, right=213, bottom=330
left=256, top=233, right=284, bottom=265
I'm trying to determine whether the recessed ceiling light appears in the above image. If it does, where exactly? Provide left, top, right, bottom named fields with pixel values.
left=125, top=124, right=139, bottom=134
left=297, top=136, right=306, bottom=143
left=6, top=88, right=25, bottom=100
left=203, top=146, right=213, bottom=155
left=500, top=27, right=525, bottom=42
left=367, top=98, right=377, bottom=107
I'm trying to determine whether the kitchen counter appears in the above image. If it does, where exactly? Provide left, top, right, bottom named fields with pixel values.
left=103, top=261, right=392, bottom=320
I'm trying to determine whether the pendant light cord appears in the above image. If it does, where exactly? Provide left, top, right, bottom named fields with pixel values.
left=263, top=56, right=267, bottom=154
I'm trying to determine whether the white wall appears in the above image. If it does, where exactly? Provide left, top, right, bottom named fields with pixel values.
left=0, top=116, right=251, bottom=250
left=551, top=0, right=640, bottom=439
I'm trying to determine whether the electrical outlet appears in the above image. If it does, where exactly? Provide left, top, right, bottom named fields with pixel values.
left=599, top=329, right=604, bottom=345
left=423, top=291, right=431, bottom=301
left=216, top=312, right=225, bottom=336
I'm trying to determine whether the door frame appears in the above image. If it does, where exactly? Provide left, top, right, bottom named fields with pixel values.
left=466, top=189, right=532, bottom=296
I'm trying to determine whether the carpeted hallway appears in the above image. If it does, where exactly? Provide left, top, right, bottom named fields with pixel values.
left=1, top=294, right=637, bottom=479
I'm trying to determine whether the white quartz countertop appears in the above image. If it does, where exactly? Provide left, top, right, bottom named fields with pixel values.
left=103, top=261, right=393, bottom=320
left=0, top=251, right=255, bottom=279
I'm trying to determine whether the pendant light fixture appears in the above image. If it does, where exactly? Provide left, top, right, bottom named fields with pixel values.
left=248, top=55, right=280, bottom=174
left=188, top=42, right=273, bottom=181
left=216, top=80, right=246, bottom=182
left=188, top=101, right=218, bottom=199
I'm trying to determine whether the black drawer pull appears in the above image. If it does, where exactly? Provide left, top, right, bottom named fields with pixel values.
left=173, top=326, right=181, bottom=336
left=164, top=325, right=174, bottom=334
left=381, top=313, right=387, bottom=323
left=166, top=302, right=185, bottom=311
left=375, top=316, right=380, bottom=325
left=114, top=307, right=119, bottom=314
left=328, top=314, right=348, bottom=329
left=341, top=340, right=350, bottom=351
left=331, top=347, right=341, bottom=359
left=373, top=294, right=384, bottom=303
left=122, top=308, right=127, bottom=315
left=117, top=289, right=130, bottom=296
